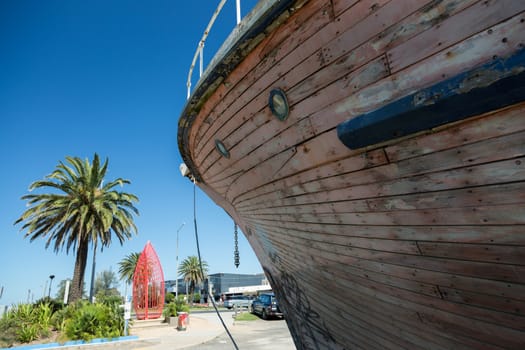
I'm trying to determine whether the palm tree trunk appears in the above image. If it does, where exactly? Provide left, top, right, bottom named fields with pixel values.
left=69, top=238, right=89, bottom=302
left=189, top=282, right=195, bottom=305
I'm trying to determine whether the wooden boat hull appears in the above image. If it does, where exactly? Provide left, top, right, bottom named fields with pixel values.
left=178, top=1, right=525, bottom=348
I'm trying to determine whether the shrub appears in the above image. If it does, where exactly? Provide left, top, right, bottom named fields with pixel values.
left=0, top=302, right=55, bottom=346
left=16, top=323, right=39, bottom=343
left=165, top=292, right=175, bottom=304
left=97, top=294, right=123, bottom=307
left=163, top=303, right=177, bottom=318
left=63, top=301, right=124, bottom=341
left=34, top=297, right=64, bottom=314
left=163, top=298, right=190, bottom=318
left=0, top=311, right=18, bottom=347
left=193, top=293, right=201, bottom=303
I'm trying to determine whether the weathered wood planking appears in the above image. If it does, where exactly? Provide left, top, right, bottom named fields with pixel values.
left=208, top=56, right=389, bottom=195
left=187, top=0, right=325, bottom=154
left=385, top=103, right=525, bottom=161
left=196, top=0, right=516, bottom=182
left=387, top=0, right=525, bottom=73
left=249, top=219, right=521, bottom=348
left=231, top=145, right=387, bottom=206
left=178, top=0, right=525, bottom=348
left=252, top=221, right=525, bottom=246
left=255, top=227, right=525, bottom=348
left=251, top=222, right=525, bottom=299
left=311, top=11, right=525, bottom=134
left=232, top=114, right=525, bottom=210
left=245, top=217, right=525, bottom=283
left=236, top=156, right=525, bottom=214
left=250, top=218, right=525, bottom=274
left=259, top=253, right=460, bottom=349
left=191, top=0, right=377, bottom=157
left=207, top=28, right=520, bottom=204
left=195, top=0, right=438, bottom=177
left=232, top=103, right=525, bottom=210
left=240, top=183, right=525, bottom=217
left=196, top=0, right=420, bottom=178
left=256, top=226, right=525, bottom=327
left=192, top=0, right=333, bottom=162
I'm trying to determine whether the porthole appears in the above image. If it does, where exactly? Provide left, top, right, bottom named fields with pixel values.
left=215, top=139, right=230, bottom=158
left=269, top=88, right=289, bottom=121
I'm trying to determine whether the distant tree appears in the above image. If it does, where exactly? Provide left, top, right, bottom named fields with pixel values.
left=94, top=269, right=120, bottom=298
left=56, top=279, right=87, bottom=302
left=178, top=256, right=208, bottom=304
left=118, top=252, right=140, bottom=285
left=15, top=154, right=139, bottom=303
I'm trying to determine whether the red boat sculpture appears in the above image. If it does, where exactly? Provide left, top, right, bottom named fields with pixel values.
left=133, top=241, right=165, bottom=320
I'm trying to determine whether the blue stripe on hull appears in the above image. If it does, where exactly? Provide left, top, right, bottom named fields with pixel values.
left=337, top=48, right=525, bottom=150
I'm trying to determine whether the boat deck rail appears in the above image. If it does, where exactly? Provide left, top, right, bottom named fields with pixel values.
left=186, top=0, right=242, bottom=100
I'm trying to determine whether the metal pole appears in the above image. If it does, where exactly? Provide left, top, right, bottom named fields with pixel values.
left=199, top=44, right=204, bottom=78
left=236, top=0, right=241, bottom=24
left=89, top=241, right=97, bottom=303
left=186, top=0, right=228, bottom=99
left=48, top=275, right=55, bottom=298
left=43, top=280, right=48, bottom=299
left=64, top=280, right=70, bottom=304
left=175, top=222, right=185, bottom=299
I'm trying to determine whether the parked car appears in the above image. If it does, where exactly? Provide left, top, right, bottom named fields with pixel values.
left=224, top=295, right=253, bottom=309
left=251, top=293, right=284, bottom=319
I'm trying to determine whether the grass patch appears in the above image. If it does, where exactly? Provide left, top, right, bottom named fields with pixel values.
left=188, top=305, right=226, bottom=312
left=234, top=312, right=259, bottom=321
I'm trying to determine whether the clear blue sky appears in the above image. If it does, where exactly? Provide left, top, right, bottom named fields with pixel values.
left=0, top=0, right=261, bottom=305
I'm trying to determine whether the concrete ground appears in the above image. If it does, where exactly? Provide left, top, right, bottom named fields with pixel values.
left=82, top=310, right=295, bottom=350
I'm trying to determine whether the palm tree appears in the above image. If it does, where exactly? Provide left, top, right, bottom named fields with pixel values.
left=15, top=154, right=139, bottom=303
left=118, top=252, right=140, bottom=285
left=178, top=255, right=208, bottom=304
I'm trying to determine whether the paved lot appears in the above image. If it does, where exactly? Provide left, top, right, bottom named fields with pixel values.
left=66, top=310, right=295, bottom=350
left=186, top=316, right=295, bottom=350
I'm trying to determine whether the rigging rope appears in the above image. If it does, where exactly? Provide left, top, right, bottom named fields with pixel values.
left=192, top=180, right=239, bottom=350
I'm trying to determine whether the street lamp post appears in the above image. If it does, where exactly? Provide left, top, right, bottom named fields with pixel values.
left=48, top=275, right=55, bottom=298
left=175, top=222, right=185, bottom=299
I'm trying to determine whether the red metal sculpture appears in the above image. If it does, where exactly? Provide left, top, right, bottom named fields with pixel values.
left=133, top=241, right=165, bottom=320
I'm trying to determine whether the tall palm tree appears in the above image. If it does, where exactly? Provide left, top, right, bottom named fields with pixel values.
left=15, top=153, right=139, bottom=303
left=118, top=252, right=140, bottom=285
left=179, top=255, right=208, bottom=304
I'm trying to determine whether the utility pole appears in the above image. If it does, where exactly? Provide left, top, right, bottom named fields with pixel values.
left=48, top=275, right=55, bottom=298
left=175, top=222, right=185, bottom=299
left=89, top=241, right=97, bottom=303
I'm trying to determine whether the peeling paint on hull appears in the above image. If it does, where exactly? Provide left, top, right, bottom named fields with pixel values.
left=178, top=1, right=525, bottom=349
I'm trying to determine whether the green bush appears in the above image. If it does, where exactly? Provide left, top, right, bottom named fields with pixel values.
left=96, top=294, right=123, bottom=307
left=34, top=297, right=64, bottom=314
left=163, top=298, right=190, bottom=318
left=16, top=323, right=39, bottom=343
left=0, top=311, right=18, bottom=347
left=0, top=299, right=126, bottom=346
left=193, top=293, right=201, bottom=303
left=165, top=292, right=175, bottom=304
left=51, top=302, right=78, bottom=333
left=0, top=302, right=54, bottom=346
left=63, top=301, right=124, bottom=341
